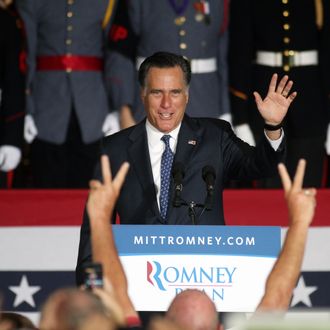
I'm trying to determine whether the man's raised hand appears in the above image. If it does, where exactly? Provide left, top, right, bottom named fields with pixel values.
left=254, top=73, right=297, bottom=126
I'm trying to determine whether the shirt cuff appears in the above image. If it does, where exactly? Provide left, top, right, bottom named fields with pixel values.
left=264, top=128, right=284, bottom=151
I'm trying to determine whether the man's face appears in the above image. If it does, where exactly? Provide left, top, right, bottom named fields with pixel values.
left=141, top=66, right=189, bottom=133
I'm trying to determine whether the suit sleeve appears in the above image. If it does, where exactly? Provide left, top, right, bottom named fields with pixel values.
left=228, top=0, right=254, bottom=125
left=217, top=28, right=230, bottom=116
left=220, top=121, right=286, bottom=181
left=102, top=0, right=118, bottom=37
left=16, top=0, right=37, bottom=116
left=105, top=0, right=138, bottom=111
left=216, top=0, right=230, bottom=116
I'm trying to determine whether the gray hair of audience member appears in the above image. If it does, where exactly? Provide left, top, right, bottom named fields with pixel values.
left=166, top=289, right=221, bottom=330
left=138, top=52, right=192, bottom=88
left=39, top=288, right=116, bottom=330
left=0, top=312, right=37, bottom=329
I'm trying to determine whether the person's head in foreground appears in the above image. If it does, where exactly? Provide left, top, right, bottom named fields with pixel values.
left=0, top=311, right=37, bottom=330
left=166, top=289, right=222, bottom=330
left=139, top=51, right=191, bottom=134
left=39, top=288, right=116, bottom=330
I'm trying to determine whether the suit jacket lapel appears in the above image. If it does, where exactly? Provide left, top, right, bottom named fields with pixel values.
left=174, top=115, right=203, bottom=166
left=127, top=121, right=160, bottom=218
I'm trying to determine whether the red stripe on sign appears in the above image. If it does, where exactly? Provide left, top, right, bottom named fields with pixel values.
left=0, top=190, right=88, bottom=226
left=0, top=189, right=329, bottom=227
left=224, top=189, right=330, bottom=226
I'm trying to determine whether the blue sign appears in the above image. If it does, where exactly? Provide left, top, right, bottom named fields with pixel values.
left=113, top=225, right=280, bottom=257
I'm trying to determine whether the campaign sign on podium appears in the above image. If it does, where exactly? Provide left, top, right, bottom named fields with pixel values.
left=113, top=225, right=280, bottom=312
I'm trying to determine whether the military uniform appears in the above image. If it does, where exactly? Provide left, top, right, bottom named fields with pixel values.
left=323, top=0, right=330, bottom=187
left=16, top=0, right=116, bottom=187
left=107, top=0, right=230, bottom=121
left=0, top=6, right=25, bottom=188
left=229, top=0, right=330, bottom=187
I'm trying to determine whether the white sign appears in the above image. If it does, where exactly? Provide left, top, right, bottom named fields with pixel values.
left=113, top=225, right=280, bottom=312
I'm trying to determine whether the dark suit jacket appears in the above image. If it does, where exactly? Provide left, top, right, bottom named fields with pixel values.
left=76, top=115, right=285, bottom=284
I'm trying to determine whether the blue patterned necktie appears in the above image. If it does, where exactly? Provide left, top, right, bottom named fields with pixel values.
left=159, top=135, right=174, bottom=220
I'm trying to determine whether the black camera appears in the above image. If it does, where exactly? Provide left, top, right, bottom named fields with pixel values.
left=82, top=262, right=103, bottom=290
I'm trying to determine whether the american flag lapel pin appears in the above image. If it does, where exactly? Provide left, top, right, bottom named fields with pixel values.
left=188, top=139, right=197, bottom=145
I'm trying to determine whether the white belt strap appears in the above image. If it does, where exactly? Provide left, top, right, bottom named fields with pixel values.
left=136, top=56, right=217, bottom=74
left=190, top=58, right=217, bottom=73
left=256, top=50, right=318, bottom=67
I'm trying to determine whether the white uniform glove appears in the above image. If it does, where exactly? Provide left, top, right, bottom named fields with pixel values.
left=24, top=114, right=38, bottom=143
left=219, top=113, right=232, bottom=127
left=102, top=112, right=120, bottom=136
left=0, top=145, right=22, bottom=172
left=326, top=123, right=330, bottom=155
left=234, top=123, right=256, bottom=146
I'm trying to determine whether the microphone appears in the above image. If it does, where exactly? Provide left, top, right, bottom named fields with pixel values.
left=202, top=165, right=216, bottom=210
left=172, top=162, right=185, bottom=207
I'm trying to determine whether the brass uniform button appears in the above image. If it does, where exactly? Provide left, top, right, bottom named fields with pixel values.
left=66, top=39, right=72, bottom=45
left=179, top=29, right=186, bottom=36
left=66, top=50, right=72, bottom=73
left=283, top=23, right=290, bottom=30
left=67, top=25, right=73, bottom=31
left=283, top=65, right=290, bottom=72
left=180, top=42, right=187, bottom=50
left=283, top=10, right=289, bottom=17
left=282, top=0, right=288, bottom=4
left=283, top=37, right=290, bottom=44
left=67, top=11, right=73, bottom=18
left=195, top=13, right=204, bottom=22
left=68, top=0, right=74, bottom=4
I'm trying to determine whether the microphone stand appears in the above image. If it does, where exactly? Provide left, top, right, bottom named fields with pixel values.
left=173, top=198, right=205, bottom=225
left=172, top=163, right=214, bottom=224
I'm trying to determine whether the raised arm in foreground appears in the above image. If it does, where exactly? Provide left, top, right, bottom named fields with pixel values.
left=257, top=159, right=316, bottom=310
left=87, top=155, right=139, bottom=321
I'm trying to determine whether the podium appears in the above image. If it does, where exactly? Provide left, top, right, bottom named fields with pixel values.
left=113, top=225, right=281, bottom=312
left=0, top=224, right=280, bottom=326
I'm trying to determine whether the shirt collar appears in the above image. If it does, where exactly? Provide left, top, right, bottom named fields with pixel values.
left=146, top=119, right=181, bottom=150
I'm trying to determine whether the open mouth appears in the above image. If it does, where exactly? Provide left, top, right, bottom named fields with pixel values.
left=159, top=112, right=173, bottom=119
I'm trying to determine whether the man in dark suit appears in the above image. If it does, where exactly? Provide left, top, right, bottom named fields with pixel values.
left=76, top=51, right=296, bottom=284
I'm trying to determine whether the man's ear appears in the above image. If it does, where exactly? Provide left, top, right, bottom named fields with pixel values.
left=140, top=87, right=146, bottom=102
left=185, top=87, right=189, bottom=104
